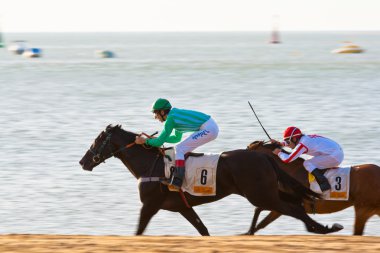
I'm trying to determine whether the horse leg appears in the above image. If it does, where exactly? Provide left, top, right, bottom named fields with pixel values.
left=247, top=194, right=340, bottom=234
left=353, top=206, right=374, bottom=235
left=276, top=202, right=343, bottom=234
left=179, top=208, right=210, bottom=236
left=244, top=207, right=281, bottom=235
left=243, top=207, right=264, bottom=235
left=252, top=210, right=282, bottom=234
left=245, top=190, right=301, bottom=235
left=136, top=202, right=161, bottom=235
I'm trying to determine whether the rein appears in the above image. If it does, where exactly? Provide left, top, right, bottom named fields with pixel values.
left=90, top=131, right=158, bottom=164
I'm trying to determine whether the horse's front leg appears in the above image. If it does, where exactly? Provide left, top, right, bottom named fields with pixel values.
left=136, top=182, right=167, bottom=235
left=253, top=210, right=282, bottom=234
left=136, top=201, right=161, bottom=235
left=179, top=207, right=210, bottom=236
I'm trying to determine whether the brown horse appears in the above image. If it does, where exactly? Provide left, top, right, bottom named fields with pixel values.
left=79, top=125, right=343, bottom=235
left=247, top=141, right=380, bottom=235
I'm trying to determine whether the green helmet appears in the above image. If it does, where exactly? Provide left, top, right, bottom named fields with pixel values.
left=151, top=98, right=172, bottom=112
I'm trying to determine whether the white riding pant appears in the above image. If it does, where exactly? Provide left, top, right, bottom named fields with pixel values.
left=175, top=118, right=219, bottom=160
left=303, top=150, right=344, bottom=173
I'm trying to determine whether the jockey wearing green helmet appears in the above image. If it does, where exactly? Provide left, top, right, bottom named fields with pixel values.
left=151, top=98, right=172, bottom=111
left=135, top=98, right=219, bottom=191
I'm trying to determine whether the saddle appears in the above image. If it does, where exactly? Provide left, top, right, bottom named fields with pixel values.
left=165, top=151, right=204, bottom=161
left=163, top=150, right=220, bottom=196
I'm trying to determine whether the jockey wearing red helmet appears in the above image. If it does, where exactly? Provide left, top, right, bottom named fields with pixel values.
left=272, top=126, right=344, bottom=192
left=283, top=126, right=302, bottom=142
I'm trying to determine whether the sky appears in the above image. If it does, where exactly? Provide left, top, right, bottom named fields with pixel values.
left=1, top=0, right=380, bottom=32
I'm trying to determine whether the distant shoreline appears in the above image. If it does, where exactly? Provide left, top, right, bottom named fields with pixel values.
left=1, top=234, right=379, bottom=252
left=2, top=30, right=380, bottom=34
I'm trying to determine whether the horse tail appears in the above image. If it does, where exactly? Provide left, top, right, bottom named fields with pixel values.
left=267, top=156, right=321, bottom=201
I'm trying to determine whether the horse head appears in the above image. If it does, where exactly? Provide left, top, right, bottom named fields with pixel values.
left=247, top=140, right=280, bottom=156
left=79, top=124, right=136, bottom=171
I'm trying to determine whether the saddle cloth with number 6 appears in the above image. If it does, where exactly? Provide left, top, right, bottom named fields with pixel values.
left=164, top=149, right=220, bottom=196
left=309, top=166, right=351, bottom=201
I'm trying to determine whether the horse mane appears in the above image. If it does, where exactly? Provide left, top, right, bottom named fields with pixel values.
left=106, top=124, right=137, bottom=136
left=106, top=124, right=162, bottom=152
left=106, top=124, right=123, bottom=132
left=249, top=140, right=306, bottom=164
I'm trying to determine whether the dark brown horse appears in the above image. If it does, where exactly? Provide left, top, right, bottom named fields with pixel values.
left=79, top=125, right=343, bottom=235
left=246, top=141, right=380, bottom=235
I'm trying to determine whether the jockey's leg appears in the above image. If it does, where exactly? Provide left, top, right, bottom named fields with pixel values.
left=170, top=159, right=185, bottom=189
left=304, top=154, right=342, bottom=192
left=311, top=168, right=331, bottom=192
left=170, top=118, right=219, bottom=190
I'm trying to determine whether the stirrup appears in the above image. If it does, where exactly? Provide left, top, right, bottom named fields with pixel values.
left=159, top=177, right=171, bottom=186
left=168, top=184, right=181, bottom=192
left=160, top=178, right=181, bottom=191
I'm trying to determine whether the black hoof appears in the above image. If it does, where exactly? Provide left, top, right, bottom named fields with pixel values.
left=331, top=223, right=344, bottom=232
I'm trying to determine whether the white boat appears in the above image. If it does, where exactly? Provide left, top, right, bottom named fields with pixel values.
left=332, top=43, right=364, bottom=54
left=22, top=48, right=42, bottom=58
left=8, top=40, right=28, bottom=55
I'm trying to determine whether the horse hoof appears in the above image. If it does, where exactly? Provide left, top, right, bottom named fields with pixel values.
left=239, top=232, right=253, bottom=236
left=331, top=223, right=344, bottom=232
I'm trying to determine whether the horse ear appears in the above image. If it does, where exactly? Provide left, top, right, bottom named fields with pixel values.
left=247, top=141, right=257, bottom=150
left=247, top=140, right=265, bottom=150
left=106, top=124, right=113, bottom=131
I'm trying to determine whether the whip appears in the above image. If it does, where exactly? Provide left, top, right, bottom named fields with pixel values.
left=248, top=101, right=272, bottom=140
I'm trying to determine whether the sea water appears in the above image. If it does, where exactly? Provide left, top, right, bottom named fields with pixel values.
left=0, top=32, right=379, bottom=235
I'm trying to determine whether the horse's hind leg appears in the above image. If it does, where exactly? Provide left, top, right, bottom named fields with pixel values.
left=353, top=206, right=375, bottom=235
left=275, top=202, right=332, bottom=234
left=247, top=194, right=337, bottom=234
left=179, top=208, right=210, bottom=236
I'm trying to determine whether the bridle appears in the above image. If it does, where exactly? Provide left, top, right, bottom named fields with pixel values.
left=89, top=131, right=120, bottom=164
left=89, top=130, right=158, bottom=164
left=87, top=127, right=190, bottom=208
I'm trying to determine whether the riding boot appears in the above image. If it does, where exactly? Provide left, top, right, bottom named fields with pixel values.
left=311, top=168, right=331, bottom=192
left=170, top=160, right=185, bottom=190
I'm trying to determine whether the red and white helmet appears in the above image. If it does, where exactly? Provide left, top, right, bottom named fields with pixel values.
left=283, top=126, right=302, bottom=140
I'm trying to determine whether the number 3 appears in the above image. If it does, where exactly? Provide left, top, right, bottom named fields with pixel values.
left=335, top=176, right=342, bottom=191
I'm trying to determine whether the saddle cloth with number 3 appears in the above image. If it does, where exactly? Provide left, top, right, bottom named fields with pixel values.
left=164, top=149, right=220, bottom=196
left=309, top=166, right=351, bottom=201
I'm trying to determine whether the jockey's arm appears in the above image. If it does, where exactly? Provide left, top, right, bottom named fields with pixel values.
left=145, top=118, right=175, bottom=147
left=278, top=143, right=308, bottom=163
left=166, top=129, right=183, bottom=143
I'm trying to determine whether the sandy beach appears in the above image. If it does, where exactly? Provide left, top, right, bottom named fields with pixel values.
left=1, top=234, right=379, bottom=253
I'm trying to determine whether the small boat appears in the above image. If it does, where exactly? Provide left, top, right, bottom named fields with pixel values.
left=0, top=21, right=4, bottom=48
left=8, top=40, right=28, bottom=54
left=331, top=43, right=364, bottom=54
left=269, top=15, right=281, bottom=44
left=0, top=32, right=4, bottom=48
left=94, top=50, right=115, bottom=58
left=22, top=48, right=42, bottom=58
left=269, top=29, right=280, bottom=44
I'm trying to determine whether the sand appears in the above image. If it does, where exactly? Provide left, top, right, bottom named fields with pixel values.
left=1, top=234, right=379, bottom=253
